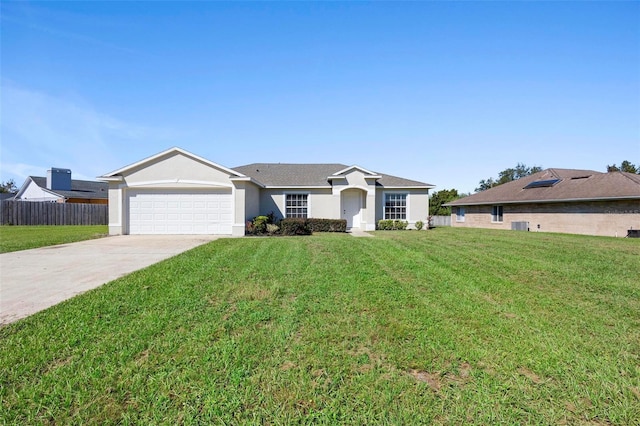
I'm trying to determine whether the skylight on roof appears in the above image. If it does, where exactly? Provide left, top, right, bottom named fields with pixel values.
left=523, top=179, right=561, bottom=189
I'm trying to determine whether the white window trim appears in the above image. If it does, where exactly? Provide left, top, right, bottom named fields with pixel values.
left=283, top=192, right=310, bottom=218
left=383, top=191, right=409, bottom=220
left=491, top=205, right=504, bottom=223
left=456, top=207, right=465, bottom=223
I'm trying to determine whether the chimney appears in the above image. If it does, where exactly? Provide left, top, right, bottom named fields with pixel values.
left=47, top=168, right=72, bottom=191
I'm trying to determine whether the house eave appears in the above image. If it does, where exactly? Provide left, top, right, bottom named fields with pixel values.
left=126, top=179, right=234, bottom=189
left=14, top=177, right=35, bottom=199
left=445, top=195, right=640, bottom=207
left=381, top=185, right=436, bottom=190
left=262, top=185, right=332, bottom=189
left=327, top=175, right=382, bottom=181
left=229, top=176, right=265, bottom=188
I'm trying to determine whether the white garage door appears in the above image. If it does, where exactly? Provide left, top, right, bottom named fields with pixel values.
left=128, top=190, right=233, bottom=235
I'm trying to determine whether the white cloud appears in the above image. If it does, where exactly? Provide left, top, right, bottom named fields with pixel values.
left=0, top=80, right=178, bottom=183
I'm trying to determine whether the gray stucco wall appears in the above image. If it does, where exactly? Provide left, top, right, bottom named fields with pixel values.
left=259, top=188, right=336, bottom=220
left=244, top=182, right=261, bottom=222
left=121, top=152, right=234, bottom=186
left=375, top=188, right=430, bottom=229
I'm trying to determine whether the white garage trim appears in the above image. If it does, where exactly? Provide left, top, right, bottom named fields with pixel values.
left=126, top=179, right=233, bottom=188
left=109, top=186, right=124, bottom=228
left=127, top=189, right=233, bottom=235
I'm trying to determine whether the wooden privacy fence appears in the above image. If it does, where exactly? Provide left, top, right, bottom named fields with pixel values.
left=0, top=201, right=108, bottom=226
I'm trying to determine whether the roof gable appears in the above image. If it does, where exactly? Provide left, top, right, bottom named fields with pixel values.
left=100, top=147, right=244, bottom=179
left=331, top=165, right=379, bottom=177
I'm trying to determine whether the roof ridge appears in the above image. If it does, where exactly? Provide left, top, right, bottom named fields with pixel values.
left=619, top=171, right=640, bottom=185
left=544, top=168, right=604, bottom=179
left=546, top=168, right=562, bottom=179
left=235, top=162, right=349, bottom=166
left=30, top=175, right=105, bottom=183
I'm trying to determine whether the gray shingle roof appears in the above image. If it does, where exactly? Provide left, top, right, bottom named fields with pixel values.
left=0, top=193, right=15, bottom=201
left=376, top=173, right=433, bottom=188
left=31, top=177, right=108, bottom=200
left=232, top=163, right=433, bottom=188
left=447, top=169, right=640, bottom=206
left=234, top=163, right=348, bottom=186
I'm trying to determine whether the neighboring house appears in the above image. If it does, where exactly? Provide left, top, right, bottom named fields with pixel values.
left=15, top=168, right=108, bottom=204
left=445, top=168, right=640, bottom=237
left=98, top=147, right=434, bottom=236
left=0, top=193, right=16, bottom=201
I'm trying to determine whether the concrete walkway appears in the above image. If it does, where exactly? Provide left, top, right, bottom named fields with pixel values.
left=0, top=235, right=220, bottom=325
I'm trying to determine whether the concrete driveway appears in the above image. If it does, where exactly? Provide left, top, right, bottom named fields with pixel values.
left=0, top=235, right=221, bottom=325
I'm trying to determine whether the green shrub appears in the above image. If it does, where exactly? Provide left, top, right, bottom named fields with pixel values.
left=280, top=218, right=312, bottom=236
left=415, top=220, right=424, bottom=231
left=377, top=219, right=409, bottom=230
left=394, top=220, right=408, bottom=230
left=377, top=220, right=391, bottom=230
left=307, top=218, right=347, bottom=233
left=253, top=215, right=270, bottom=234
left=248, top=216, right=346, bottom=235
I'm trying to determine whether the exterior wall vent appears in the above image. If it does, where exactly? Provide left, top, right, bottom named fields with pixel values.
left=47, top=168, right=72, bottom=191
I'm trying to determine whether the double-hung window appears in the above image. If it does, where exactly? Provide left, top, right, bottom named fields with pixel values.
left=491, top=205, right=503, bottom=223
left=285, top=193, right=308, bottom=218
left=456, top=207, right=465, bottom=222
left=384, top=193, right=407, bottom=220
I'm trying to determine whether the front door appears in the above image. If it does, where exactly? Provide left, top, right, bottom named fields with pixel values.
left=342, top=190, right=361, bottom=228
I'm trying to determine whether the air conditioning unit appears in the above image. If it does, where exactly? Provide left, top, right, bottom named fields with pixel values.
left=511, top=221, right=529, bottom=231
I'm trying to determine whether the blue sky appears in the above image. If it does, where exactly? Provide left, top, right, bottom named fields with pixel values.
left=1, top=1, right=638, bottom=193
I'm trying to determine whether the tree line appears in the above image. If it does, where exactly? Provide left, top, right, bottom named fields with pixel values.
left=607, top=161, right=638, bottom=174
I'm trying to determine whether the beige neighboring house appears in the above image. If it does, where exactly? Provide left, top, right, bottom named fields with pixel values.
left=445, top=168, right=640, bottom=237
left=98, top=147, right=434, bottom=236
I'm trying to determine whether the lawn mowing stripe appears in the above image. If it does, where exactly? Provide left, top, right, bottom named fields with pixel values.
left=0, top=230, right=638, bottom=424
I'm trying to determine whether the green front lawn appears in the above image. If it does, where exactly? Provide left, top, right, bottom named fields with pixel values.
left=0, top=225, right=108, bottom=253
left=1, top=229, right=638, bottom=424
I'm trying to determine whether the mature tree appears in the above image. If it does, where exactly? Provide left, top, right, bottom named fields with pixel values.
left=475, top=163, right=542, bottom=192
left=0, top=179, right=18, bottom=193
left=607, top=161, right=638, bottom=174
left=475, top=178, right=496, bottom=192
left=429, top=189, right=462, bottom=216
